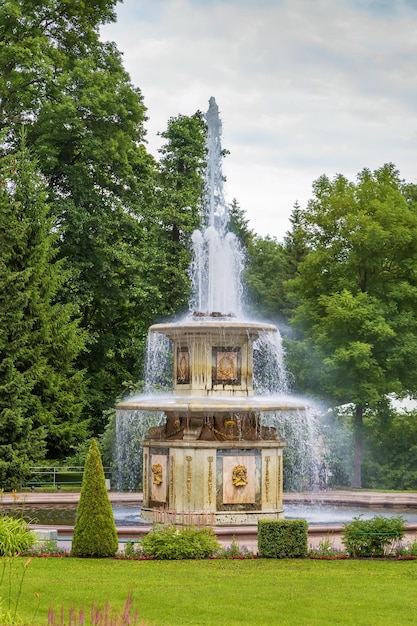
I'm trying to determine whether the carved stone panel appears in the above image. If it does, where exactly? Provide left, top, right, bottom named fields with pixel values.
left=222, top=455, right=256, bottom=504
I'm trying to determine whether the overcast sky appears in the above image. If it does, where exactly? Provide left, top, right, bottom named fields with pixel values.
left=101, top=0, right=417, bottom=240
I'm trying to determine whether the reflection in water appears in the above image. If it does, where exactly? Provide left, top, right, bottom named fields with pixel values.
left=3, top=504, right=146, bottom=527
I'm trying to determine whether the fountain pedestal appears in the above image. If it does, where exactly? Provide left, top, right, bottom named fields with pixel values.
left=115, top=317, right=305, bottom=525
left=141, top=439, right=284, bottom=525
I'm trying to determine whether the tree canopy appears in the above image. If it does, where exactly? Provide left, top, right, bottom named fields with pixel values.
left=286, top=164, right=417, bottom=486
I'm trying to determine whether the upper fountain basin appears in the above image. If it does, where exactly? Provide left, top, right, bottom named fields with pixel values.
left=116, top=393, right=305, bottom=413
left=149, top=317, right=277, bottom=341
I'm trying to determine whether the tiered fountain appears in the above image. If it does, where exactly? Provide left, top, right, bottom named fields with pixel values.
left=116, top=97, right=305, bottom=525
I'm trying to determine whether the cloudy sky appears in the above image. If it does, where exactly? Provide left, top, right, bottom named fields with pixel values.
left=101, top=0, right=417, bottom=240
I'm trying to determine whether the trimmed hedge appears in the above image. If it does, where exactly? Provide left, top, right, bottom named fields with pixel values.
left=258, top=519, right=308, bottom=558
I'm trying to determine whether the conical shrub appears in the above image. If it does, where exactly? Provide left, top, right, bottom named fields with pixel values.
left=71, top=439, right=118, bottom=557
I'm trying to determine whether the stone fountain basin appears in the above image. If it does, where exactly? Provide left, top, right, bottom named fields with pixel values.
left=116, top=394, right=306, bottom=413
left=150, top=319, right=278, bottom=337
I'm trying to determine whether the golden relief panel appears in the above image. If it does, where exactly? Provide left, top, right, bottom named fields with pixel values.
left=212, top=347, right=241, bottom=385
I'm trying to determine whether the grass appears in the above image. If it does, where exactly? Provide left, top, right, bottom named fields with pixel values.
left=6, top=557, right=417, bottom=625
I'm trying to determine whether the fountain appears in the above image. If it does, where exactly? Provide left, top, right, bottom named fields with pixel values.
left=116, top=97, right=306, bottom=525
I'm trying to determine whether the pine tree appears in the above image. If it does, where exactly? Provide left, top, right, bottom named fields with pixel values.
left=0, top=139, right=87, bottom=488
left=71, top=438, right=118, bottom=557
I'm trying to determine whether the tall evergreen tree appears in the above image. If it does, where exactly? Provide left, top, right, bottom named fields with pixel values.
left=0, top=140, right=87, bottom=488
left=228, top=199, right=254, bottom=250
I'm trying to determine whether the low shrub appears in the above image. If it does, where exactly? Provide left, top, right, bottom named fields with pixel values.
left=25, top=538, right=68, bottom=558
left=341, top=515, right=406, bottom=558
left=258, top=519, right=308, bottom=558
left=0, top=516, right=36, bottom=556
left=140, top=525, right=220, bottom=560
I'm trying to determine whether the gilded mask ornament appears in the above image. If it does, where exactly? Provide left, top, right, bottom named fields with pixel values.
left=152, top=463, right=163, bottom=485
left=232, top=464, right=248, bottom=487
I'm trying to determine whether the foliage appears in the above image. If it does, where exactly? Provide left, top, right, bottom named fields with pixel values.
left=47, top=592, right=143, bottom=626
left=286, top=164, right=417, bottom=487
left=121, top=540, right=143, bottom=559
left=0, top=518, right=35, bottom=557
left=71, top=439, right=118, bottom=558
left=148, top=111, right=207, bottom=316
left=0, top=0, right=158, bottom=437
left=245, top=236, right=287, bottom=321
left=257, top=519, right=308, bottom=558
left=397, top=538, right=417, bottom=558
left=362, top=405, right=417, bottom=490
left=309, top=536, right=348, bottom=559
left=140, top=525, right=220, bottom=560
left=25, top=538, right=67, bottom=558
left=215, top=537, right=255, bottom=559
left=0, top=141, right=88, bottom=487
left=228, top=199, right=254, bottom=251
left=0, top=556, right=34, bottom=625
left=341, top=515, right=406, bottom=557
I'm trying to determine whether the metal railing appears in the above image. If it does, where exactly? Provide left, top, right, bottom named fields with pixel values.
left=24, top=466, right=112, bottom=490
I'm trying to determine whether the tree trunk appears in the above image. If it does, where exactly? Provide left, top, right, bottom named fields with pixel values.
left=353, top=404, right=364, bottom=488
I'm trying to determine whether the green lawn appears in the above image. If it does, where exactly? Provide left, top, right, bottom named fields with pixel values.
left=5, top=557, right=417, bottom=625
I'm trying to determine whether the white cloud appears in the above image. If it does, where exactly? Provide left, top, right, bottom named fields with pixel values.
left=102, top=0, right=417, bottom=238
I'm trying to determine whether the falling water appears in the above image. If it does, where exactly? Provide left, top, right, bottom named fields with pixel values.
left=115, top=331, right=171, bottom=490
left=115, top=96, right=322, bottom=492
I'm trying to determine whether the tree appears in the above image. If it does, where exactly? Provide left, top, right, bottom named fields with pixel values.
left=143, top=112, right=207, bottom=317
left=0, top=140, right=87, bottom=488
left=228, top=199, right=254, bottom=251
left=245, top=235, right=287, bottom=322
left=0, top=0, right=118, bottom=142
left=71, top=438, right=118, bottom=557
left=0, top=1, right=159, bottom=433
left=287, top=164, right=417, bottom=487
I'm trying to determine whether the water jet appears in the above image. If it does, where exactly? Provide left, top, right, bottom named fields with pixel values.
left=116, top=97, right=309, bottom=525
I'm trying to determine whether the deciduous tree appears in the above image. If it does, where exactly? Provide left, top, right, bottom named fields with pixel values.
left=287, top=164, right=417, bottom=487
